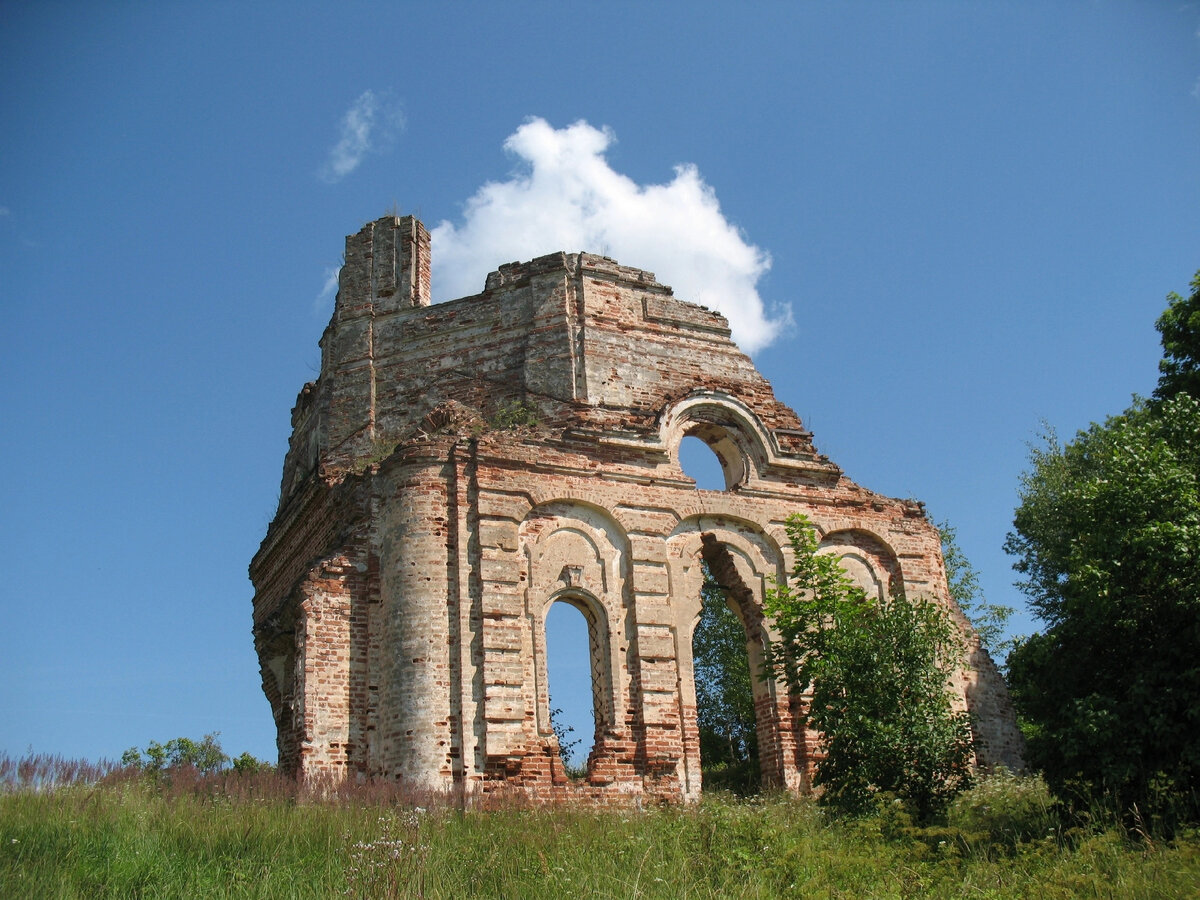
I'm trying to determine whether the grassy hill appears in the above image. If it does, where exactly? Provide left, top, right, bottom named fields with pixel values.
left=2, top=758, right=1197, bottom=898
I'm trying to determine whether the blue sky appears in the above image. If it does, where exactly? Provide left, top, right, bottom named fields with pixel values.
left=2, top=2, right=1197, bottom=766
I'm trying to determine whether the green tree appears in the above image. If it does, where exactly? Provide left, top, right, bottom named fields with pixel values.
left=231, top=752, right=276, bottom=776
left=938, top=520, right=1014, bottom=657
left=763, top=514, right=974, bottom=820
left=1004, top=393, right=1200, bottom=822
left=122, top=733, right=230, bottom=775
left=1153, top=270, right=1200, bottom=402
left=693, top=566, right=759, bottom=792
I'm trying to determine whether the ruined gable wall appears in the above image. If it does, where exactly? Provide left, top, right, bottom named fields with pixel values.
left=252, top=215, right=1025, bottom=799
left=282, top=222, right=826, bottom=502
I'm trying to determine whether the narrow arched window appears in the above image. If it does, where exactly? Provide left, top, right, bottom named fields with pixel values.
left=545, top=599, right=604, bottom=776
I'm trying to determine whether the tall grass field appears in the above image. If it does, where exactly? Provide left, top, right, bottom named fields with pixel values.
left=2, top=755, right=1198, bottom=898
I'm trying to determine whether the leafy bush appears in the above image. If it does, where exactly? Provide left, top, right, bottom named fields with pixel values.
left=122, top=733, right=229, bottom=775
left=120, top=734, right=274, bottom=780
left=489, top=399, right=539, bottom=429
left=231, top=751, right=276, bottom=776
left=948, top=769, right=1058, bottom=854
left=548, top=704, right=584, bottom=779
left=1005, top=276, right=1200, bottom=827
left=763, top=513, right=973, bottom=821
left=1005, top=394, right=1200, bottom=825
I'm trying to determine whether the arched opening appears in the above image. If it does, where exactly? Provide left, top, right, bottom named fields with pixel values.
left=679, top=435, right=728, bottom=490
left=818, top=529, right=901, bottom=600
left=692, top=562, right=761, bottom=793
left=545, top=599, right=601, bottom=776
left=663, top=393, right=774, bottom=491
left=670, top=522, right=797, bottom=796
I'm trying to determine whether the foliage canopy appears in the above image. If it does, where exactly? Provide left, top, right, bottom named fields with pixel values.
left=122, top=733, right=229, bottom=775
left=692, top=567, right=759, bottom=792
left=121, top=733, right=274, bottom=777
left=763, top=514, right=973, bottom=820
left=1005, top=272, right=1200, bottom=824
left=938, top=519, right=1014, bottom=658
left=1004, top=393, right=1200, bottom=821
left=1153, top=270, right=1200, bottom=402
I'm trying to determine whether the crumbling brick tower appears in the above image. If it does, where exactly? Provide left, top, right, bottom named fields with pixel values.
left=250, top=215, right=1023, bottom=801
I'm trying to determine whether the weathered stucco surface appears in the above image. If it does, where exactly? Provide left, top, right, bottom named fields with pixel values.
left=250, top=214, right=1023, bottom=801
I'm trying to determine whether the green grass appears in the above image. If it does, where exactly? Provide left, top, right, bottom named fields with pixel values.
left=2, top=767, right=1198, bottom=899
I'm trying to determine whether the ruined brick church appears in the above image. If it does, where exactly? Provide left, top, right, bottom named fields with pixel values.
left=250, top=215, right=1023, bottom=800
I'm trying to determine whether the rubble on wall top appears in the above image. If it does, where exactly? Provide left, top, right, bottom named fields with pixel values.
left=482, top=251, right=672, bottom=296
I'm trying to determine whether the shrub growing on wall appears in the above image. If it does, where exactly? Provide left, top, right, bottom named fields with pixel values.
left=764, top=514, right=973, bottom=820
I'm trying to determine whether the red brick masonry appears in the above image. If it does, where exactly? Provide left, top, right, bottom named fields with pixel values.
left=250, top=216, right=1024, bottom=802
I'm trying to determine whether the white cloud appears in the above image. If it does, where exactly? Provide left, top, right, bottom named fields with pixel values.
left=315, top=264, right=341, bottom=313
left=320, top=90, right=404, bottom=183
left=430, top=118, right=788, bottom=353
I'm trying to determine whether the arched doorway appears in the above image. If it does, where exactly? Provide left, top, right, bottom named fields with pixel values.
left=681, top=532, right=791, bottom=794
left=692, top=562, right=760, bottom=793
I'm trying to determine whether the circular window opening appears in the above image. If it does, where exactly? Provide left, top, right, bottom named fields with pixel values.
left=679, top=435, right=728, bottom=490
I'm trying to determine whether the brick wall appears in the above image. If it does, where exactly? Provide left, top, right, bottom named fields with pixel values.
left=249, top=216, right=1024, bottom=801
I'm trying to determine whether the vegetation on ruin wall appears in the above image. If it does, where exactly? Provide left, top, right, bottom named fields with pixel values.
left=763, top=514, right=974, bottom=821
left=3, top=760, right=1199, bottom=899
